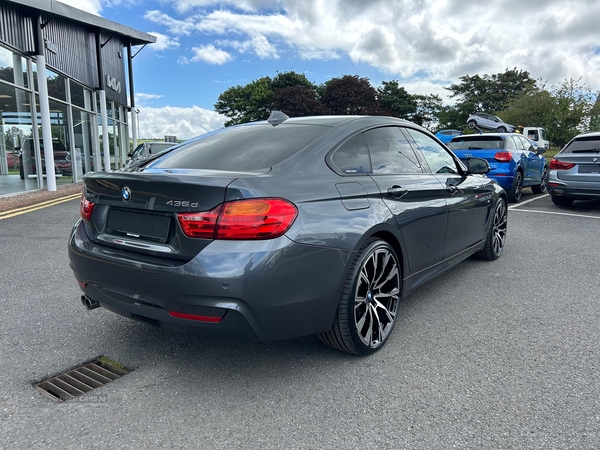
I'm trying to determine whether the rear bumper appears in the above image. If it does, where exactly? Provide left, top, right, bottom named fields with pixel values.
left=488, top=173, right=514, bottom=190
left=68, top=220, right=352, bottom=341
left=548, top=183, right=600, bottom=200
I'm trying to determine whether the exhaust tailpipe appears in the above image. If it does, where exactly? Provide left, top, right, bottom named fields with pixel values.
left=81, top=295, right=100, bottom=311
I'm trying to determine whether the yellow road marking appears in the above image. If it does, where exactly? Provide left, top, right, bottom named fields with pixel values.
left=0, top=193, right=81, bottom=220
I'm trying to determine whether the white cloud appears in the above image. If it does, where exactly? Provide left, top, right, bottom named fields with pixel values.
left=56, top=0, right=102, bottom=15
left=190, top=44, right=233, bottom=64
left=216, top=36, right=278, bottom=59
left=135, top=93, right=165, bottom=105
left=136, top=105, right=225, bottom=140
left=146, top=0, right=600, bottom=92
left=147, top=32, right=180, bottom=51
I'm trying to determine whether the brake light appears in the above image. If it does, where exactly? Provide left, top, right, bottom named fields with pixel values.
left=494, top=152, right=512, bottom=162
left=549, top=159, right=575, bottom=170
left=80, top=193, right=95, bottom=221
left=177, top=198, right=298, bottom=240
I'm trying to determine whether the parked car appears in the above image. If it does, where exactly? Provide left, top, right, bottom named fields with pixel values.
left=435, top=129, right=462, bottom=144
left=467, top=112, right=515, bottom=133
left=69, top=113, right=507, bottom=355
left=548, top=131, right=600, bottom=206
left=125, top=141, right=177, bottom=167
left=447, top=133, right=548, bottom=202
left=4, top=150, right=20, bottom=170
left=18, top=138, right=71, bottom=179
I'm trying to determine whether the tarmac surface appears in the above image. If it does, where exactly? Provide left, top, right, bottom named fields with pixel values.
left=1, top=190, right=599, bottom=448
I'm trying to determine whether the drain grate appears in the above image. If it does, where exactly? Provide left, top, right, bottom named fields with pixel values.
left=33, top=356, right=131, bottom=402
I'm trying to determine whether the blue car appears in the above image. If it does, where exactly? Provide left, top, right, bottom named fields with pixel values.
left=448, top=133, right=548, bottom=202
left=435, top=129, right=462, bottom=144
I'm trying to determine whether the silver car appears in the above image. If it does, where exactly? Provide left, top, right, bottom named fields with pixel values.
left=548, top=131, right=600, bottom=206
left=467, top=112, right=515, bottom=132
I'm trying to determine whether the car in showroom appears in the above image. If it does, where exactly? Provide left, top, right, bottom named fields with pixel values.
left=467, top=112, right=515, bottom=133
left=18, top=138, right=71, bottom=179
left=435, top=129, right=462, bottom=144
left=69, top=113, right=507, bottom=355
left=548, top=131, right=600, bottom=206
left=447, top=133, right=548, bottom=203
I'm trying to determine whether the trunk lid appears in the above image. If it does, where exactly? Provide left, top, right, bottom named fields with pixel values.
left=82, top=169, right=258, bottom=260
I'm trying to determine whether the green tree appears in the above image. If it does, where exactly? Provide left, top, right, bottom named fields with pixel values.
left=320, top=75, right=381, bottom=115
left=270, top=85, right=326, bottom=117
left=446, top=68, right=537, bottom=116
left=549, top=78, right=600, bottom=146
left=376, top=80, right=416, bottom=119
left=498, top=78, right=600, bottom=147
left=271, top=71, right=316, bottom=91
left=214, top=76, right=273, bottom=127
left=436, top=104, right=467, bottom=131
left=411, top=94, right=443, bottom=130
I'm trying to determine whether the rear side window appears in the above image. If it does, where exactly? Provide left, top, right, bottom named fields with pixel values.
left=149, top=123, right=330, bottom=171
left=563, top=136, right=600, bottom=154
left=330, top=134, right=372, bottom=174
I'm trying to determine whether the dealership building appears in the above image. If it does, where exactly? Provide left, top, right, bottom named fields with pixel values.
left=0, top=0, right=155, bottom=196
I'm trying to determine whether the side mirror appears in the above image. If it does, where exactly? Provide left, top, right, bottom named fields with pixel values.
left=127, top=152, right=132, bottom=157
left=536, top=147, right=547, bottom=155
left=466, top=157, right=491, bottom=174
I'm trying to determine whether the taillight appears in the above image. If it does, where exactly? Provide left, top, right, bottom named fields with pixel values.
left=80, top=193, right=95, bottom=221
left=177, top=198, right=298, bottom=240
left=494, top=152, right=512, bottom=162
left=549, top=159, right=575, bottom=170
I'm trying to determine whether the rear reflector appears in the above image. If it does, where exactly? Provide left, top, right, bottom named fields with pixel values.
left=549, top=159, right=576, bottom=170
left=168, top=311, right=223, bottom=323
left=178, top=198, right=298, bottom=240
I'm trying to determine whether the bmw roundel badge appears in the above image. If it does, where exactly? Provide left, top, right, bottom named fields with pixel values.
left=122, top=186, right=132, bottom=202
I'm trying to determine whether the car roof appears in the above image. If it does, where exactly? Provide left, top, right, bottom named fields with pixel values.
left=574, top=131, right=600, bottom=139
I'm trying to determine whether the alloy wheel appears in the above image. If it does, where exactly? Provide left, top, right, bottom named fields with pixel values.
left=492, top=200, right=507, bottom=257
left=354, top=246, right=400, bottom=348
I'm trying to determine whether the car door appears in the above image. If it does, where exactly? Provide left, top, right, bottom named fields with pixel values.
left=517, top=135, right=543, bottom=184
left=364, top=126, right=448, bottom=274
left=403, top=128, right=492, bottom=258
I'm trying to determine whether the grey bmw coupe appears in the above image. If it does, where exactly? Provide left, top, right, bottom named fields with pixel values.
left=69, top=113, right=507, bottom=355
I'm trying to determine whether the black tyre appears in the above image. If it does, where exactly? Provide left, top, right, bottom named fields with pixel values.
left=476, top=198, right=507, bottom=261
left=508, top=171, right=523, bottom=203
left=531, top=167, right=548, bottom=194
left=468, top=120, right=476, bottom=129
left=496, top=126, right=507, bottom=133
left=551, top=195, right=574, bottom=206
left=319, top=238, right=401, bottom=355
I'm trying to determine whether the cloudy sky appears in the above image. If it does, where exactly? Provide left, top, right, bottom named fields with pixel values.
left=60, top=0, right=600, bottom=139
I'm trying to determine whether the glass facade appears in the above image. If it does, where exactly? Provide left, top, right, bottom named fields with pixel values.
left=0, top=44, right=129, bottom=196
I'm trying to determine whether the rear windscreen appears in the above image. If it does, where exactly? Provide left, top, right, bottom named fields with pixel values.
left=563, top=137, right=600, bottom=154
left=448, top=137, right=504, bottom=150
left=148, top=123, right=331, bottom=171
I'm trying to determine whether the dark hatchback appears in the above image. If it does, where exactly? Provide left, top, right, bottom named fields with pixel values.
left=69, top=114, right=507, bottom=355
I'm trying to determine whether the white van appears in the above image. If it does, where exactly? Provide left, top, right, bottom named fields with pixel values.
left=522, top=127, right=549, bottom=150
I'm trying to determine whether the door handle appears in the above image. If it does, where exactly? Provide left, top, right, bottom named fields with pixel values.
left=387, top=186, right=408, bottom=198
